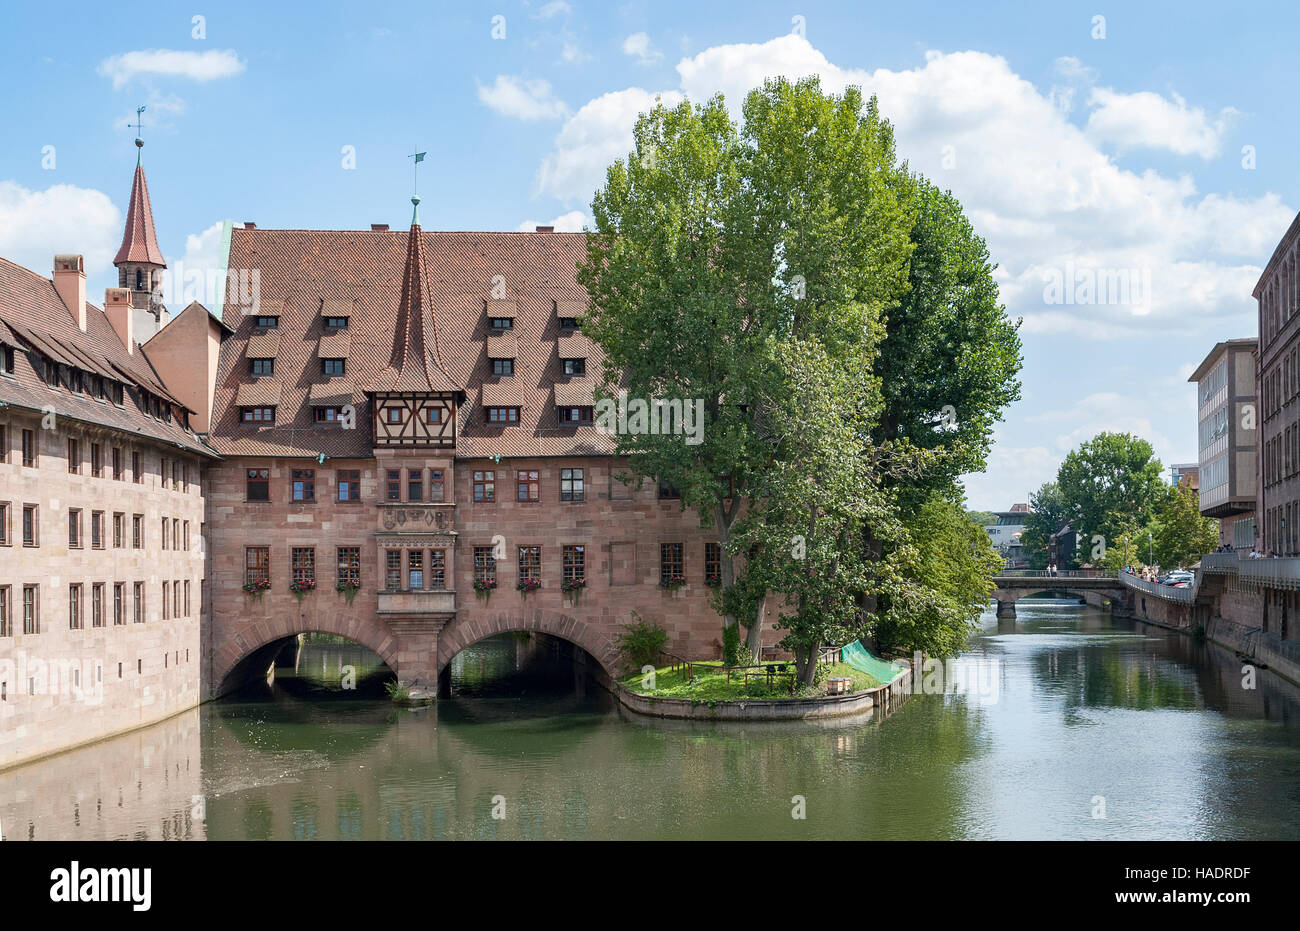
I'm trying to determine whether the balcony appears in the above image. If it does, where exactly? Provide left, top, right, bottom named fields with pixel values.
left=377, top=588, right=456, bottom=617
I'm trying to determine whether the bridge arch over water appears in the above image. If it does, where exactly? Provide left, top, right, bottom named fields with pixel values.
left=991, top=571, right=1129, bottom=619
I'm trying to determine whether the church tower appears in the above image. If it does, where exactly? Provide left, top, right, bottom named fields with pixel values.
left=113, top=117, right=168, bottom=340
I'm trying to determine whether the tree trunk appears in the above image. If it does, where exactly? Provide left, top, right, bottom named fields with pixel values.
left=745, top=591, right=766, bottom=658
left=794, top=644, right=819, bottom=687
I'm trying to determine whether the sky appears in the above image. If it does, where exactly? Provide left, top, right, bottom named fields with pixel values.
left=2, top=0, right=1297, bottom=510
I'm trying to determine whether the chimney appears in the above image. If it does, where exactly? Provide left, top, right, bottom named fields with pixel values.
left=243, top=221, right=256, bottom=229
left=371, top=223, right=389, bottom=231
left=105, top=288, right=134, bottom=353
left=536, top=225, right=554, bottom=233
left=53, top=254, right=87, bottom=330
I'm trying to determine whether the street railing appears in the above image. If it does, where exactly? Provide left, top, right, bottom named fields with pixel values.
left=1119, top=570, right=1198, bottom=604
left=995, top=569, right=1116, bottom=578
left=1200, top=551, right=1244, bottom=572
left=1238, top=556, right=1300, bottom=590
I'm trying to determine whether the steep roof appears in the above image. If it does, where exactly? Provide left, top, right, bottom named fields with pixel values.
left=209, top=226, right=611, bottom=459
left=113, top=164, right=166, bottom=267
left=0, top=256, right=214, bottom=457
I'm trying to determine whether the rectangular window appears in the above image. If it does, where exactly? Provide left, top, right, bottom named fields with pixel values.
left=429, top=469, right=445, bottom=502
left=323, top=316, right=349, bottom=330
left=563, top=545, right=585, bottom=584
left=184, top=580, right=191, bottom=617
left=337, top=469, right=360, bottom=501
left=0, top=502, right=7, bottom=545
left=173, top=518, right=179, bottom=550
left=705, top=542, right=721, bottom=584
left=563, top=358, right=586, bottom=376
left=387, top=469, right=401, bottom=501
left=23, top=586, right=38, bottom=634
left=68, top=584, right=82, bottom=630
left=407, top=550, right=423, bottom=590
left=22, top=429, right=34, bottom=467
left=162, top=581, right=170, bottom=620
left=430, top=549, right=446, bottom=589
left=291, top=469, right=315, bottom=502
left=385, top=550, right=402, bottom=590
left=161, top=517, right=169, bottom=550
left=183, top=521, right=190, bottom=551
left=473, top=470, right=496, bottom=502
left=322, top=358, right=346, bottom=377
left=173, top=579, right=180, bottom=619
left=249, top=358, right=274, bottom=377
left=114, top=583, right=124, bottom=626
left=489, top=317, right=514, bottom=330
left=245, top=547, right=270, bottom=587
left=492, top=358, right=515, bottom=376
left=486, top=407, right=519, bottom=424
left=68, top=509, right=82, bottom=548
left=0, top=425, right=6, bottom=463
left=241, top=406, right=275, bottom=423
left=384, top=407, right=405, bottom=424
left=113, top=512, right=124, bottom=548
left=22, top=505, right=37, bottom=546
left=337, top=547, right=360, bottom=587
left=660, top=543, right=684, bottom=586
left=132, top=514, right=143, bottom=549
left=424, top=407, right=443, bottom=425
left=246, top=468, right=270, bottom=501
left=557, top=316, right=580, bottom=330
left=292, top=547, right=316, bottom=585
left=560, top=468, right=585, bottom=502
left=91, top=583, right=104, bottom=628
left=559, top=406, right=593, bottom=423
left=0, top=587, right=8, bottom=638
left=518, top=546, right=541, bottom=583
left=67, top=437, right=79, bottom=474
left=254, top=316, right=279, bottom=329
left=133, top=582, right=144, bottom=624
left=407, top=470, right=423, bottom=502
left=91, top=443, right=101, bottom=477
left=91, top=510, right=103, bottom=548
left=112, top=446, right=122, bottom=480
left=132, top=451, right=140, bottom=483
left=517, top=470, right=540, bottom=502
left=314, top=406, right=346, bottom=423
left=658, top=481, right=681, bottom=500
left=474, top=546, right=497, bottom=584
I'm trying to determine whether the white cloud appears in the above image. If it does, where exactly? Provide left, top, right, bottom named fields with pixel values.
left=1085, top=87, right=1237, bottom=158
left=477, top=75, right=570, bottom=121
left=560, top=39, right=591, bottom=65
left=962, top=439, right=1061, bottom=511
left=622, top=32, right=663, bottom=66
left=536, top=87, right=682, bottom=203
left=533, top=0, right=571, bottom=18
left=0, top=181, right=120, bottom=282
left=97, top=49, right=245, bottom=89
left=515, top=210, right=590, bottom=232
left=163, top=220, right=229, bottom=308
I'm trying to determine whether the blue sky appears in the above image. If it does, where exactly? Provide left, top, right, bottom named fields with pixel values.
left=2, top=0, right=1297, bottom=509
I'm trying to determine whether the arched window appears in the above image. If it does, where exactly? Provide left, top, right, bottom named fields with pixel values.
left=135, top=269, right=144, bottom=290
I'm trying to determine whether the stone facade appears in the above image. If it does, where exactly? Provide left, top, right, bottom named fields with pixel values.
left=0, top=406, right=207, bottom=769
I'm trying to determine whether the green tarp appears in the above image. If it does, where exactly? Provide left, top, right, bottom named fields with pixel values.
left=840, top=640, right=904, bottom=684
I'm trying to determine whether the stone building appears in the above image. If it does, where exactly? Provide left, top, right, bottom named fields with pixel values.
left=0, top=149, right=215, bottom=768
left=1188, top=338, right=1257, bottom=547
left=204, top=200, right=769, bottom=697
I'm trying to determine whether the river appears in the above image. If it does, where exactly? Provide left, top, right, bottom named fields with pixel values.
left=4, top=600, right=1300, bottom=840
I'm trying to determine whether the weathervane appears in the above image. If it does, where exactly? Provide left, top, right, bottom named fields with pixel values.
left=409, top=148, right=426, bottom=224
left=133, top=105, right=146, bottom=164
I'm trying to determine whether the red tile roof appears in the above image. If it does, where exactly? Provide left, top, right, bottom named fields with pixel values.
left=113, top=164, right=166, bottom=267
left=211, top=226, right=614, bottom=459
left=0, top=256, right=213, bottom=457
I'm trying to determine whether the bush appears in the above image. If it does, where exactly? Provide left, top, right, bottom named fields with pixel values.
left=615, top=612, right=669, bottom=670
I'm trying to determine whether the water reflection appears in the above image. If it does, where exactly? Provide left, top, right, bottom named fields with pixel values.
left=3, top=606, right=1300, bottom=840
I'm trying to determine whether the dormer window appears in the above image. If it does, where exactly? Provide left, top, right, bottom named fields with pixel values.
left=563, top=358, right=586, bottom=377
left=314, top=406, right=345, bottom=423
left=323, top=316, right=349, bottom=330
left=489, top=317, right=514, bottom=331
left=557, top=317, right=580, bottom=330
left=486, top=406, right=519, bottom=424
left=321, top=358, right=346, bottom=377
left=249, top=358, right=274, bottom=377
left=0, top=345, right=13, bottom=376
left=253, top=315, right=279, bottom=329
left=240, top=406, right=275, bottom=423
left=491, top=358, right=515, bottom=376
left=559, top=406, right=594, bottom=424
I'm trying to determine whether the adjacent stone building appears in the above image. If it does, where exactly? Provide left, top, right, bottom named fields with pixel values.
left=1188, top=338, right=1257, bottom=547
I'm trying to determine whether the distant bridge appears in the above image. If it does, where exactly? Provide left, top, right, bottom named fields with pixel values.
left=991, top=569, right=1127, bottom=618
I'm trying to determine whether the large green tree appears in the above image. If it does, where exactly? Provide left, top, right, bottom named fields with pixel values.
left=1055, top=432, right=1167, bottom=557
left=1150, top=483, right=1218, bottom=568
left=1021, top=482, right=1074, bottom=569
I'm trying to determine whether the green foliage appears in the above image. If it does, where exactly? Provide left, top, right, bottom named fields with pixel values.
left=875, top=494, right=1002, bottom=657
left=383, top=681, right=410, bottom=703
left=966, top=510, right=998, bottom=527
left=721, top=622, right=743, bottom=667
left=1056, top=432, right=1167, bottom=550
left=1021, top=482, right=1073, bottom=569
left=1150, top=483, right=1219, bottom=568
left=615, top=612, right=670, bottom=670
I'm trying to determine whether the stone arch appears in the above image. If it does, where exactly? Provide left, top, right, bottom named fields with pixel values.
left=437, top=607, right=619, bottom=679
left=209, top=603, right=399, bottom=698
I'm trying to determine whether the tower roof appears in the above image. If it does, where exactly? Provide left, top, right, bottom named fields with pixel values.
left=114, top=164, right=166, bottom=267
left=375, top=222, right=462, bottom=393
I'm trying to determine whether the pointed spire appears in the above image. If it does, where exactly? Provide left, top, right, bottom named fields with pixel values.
left=113, top=162, right=166, bottom=267
left=386, top=222, right=461, bottom=392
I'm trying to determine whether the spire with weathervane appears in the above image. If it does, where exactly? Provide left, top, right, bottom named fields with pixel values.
left=114, top=105, right=168, bottom=338
left=383, top=149, right=460, bottom=392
